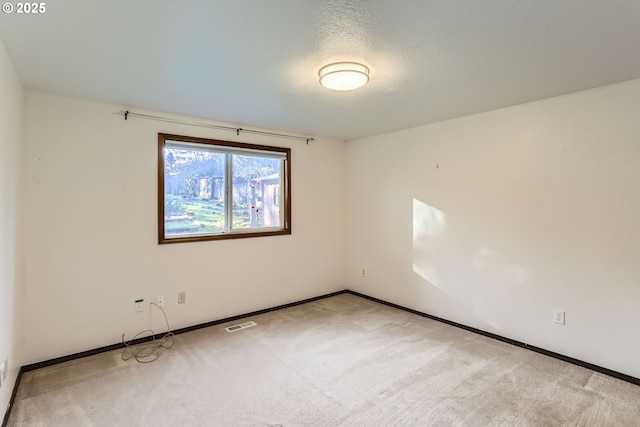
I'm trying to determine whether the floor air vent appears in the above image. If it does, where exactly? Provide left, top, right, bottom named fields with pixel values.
left=225, top=321, right=257, bottom=332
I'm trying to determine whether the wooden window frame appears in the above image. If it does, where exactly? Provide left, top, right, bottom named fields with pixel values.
left=158, top=133, right=291, bottom=244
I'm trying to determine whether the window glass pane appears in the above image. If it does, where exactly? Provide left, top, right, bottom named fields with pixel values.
left=159, top=133, right=290, bottom=243
left=232, top=154, right=282, bottom=229
left=164, top=146, right=226, bottom=237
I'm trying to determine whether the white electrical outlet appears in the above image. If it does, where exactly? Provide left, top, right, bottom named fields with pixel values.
left=554, top=309, right=565, bottom=325
left=135, top=299, right=144, bottom=312
left=178, top=291, right=186, bottom=304
left=156, top=295, right=165, bottom=307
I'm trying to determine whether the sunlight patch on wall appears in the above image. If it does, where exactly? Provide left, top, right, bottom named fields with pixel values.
left=412, top=198, right=447, bottom=287
left=484, top=319, right=502, bottom=331
left=472, top=247, right=529, bottom=286
left=471, top=247, right=494, bottom=268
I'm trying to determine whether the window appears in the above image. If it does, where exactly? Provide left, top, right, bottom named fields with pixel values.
left=158, top=133, right=291, bottom=243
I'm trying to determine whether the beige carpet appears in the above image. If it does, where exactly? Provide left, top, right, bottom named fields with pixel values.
left=7, top=294, right=640, bottom=426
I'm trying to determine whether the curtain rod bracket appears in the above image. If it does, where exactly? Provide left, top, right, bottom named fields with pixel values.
left=124, top=110, right=129, bottom=120
left=236, top=128, right=242, bottom=136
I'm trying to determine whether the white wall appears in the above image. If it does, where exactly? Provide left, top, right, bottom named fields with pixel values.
left=17, top=69, right=640, bottom=382
left=0, top=37, right=24, bottom=418
left=346, top=79, right=640, bottom=378
left=23, top=92, right=347, bottom=364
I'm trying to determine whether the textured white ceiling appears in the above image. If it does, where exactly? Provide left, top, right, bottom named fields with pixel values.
left=2, top=0, right=640, bottom=140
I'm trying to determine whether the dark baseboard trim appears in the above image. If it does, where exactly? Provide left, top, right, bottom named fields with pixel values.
left=2, top=366, right=24, bottom=427
left=170, top=290, right=348, bottom=336
left=6, top=290, right=348, bottom=424
left=345, top=289, right=640, bottom=387
left=21, top=289, right=348, bottom=373
left=6, top=287, right=638, bottom=425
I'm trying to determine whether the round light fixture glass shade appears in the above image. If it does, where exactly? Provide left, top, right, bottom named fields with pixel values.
left=319, top=62, right=369, bottom=91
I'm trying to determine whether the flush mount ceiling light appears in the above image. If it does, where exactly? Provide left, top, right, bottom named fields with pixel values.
left=319, top=62, right=370, bottom=91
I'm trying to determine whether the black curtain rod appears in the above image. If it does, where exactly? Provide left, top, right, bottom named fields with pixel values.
left=115, top=110, right=315, bottom=144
